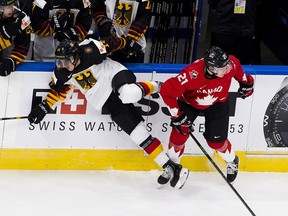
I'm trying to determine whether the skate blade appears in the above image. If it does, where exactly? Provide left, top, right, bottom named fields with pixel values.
left=157, top=183, right=167, bottom=189
left=175, top=168, right=189, bottom=189
left=157, top=179, right=170, bottom=189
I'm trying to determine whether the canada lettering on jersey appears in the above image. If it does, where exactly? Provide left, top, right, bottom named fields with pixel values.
left=196, top=86, right=223, bottom=94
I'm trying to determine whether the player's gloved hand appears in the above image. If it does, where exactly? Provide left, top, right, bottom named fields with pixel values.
left=54, top=28, right=78, bottom=42
left=28, top=101, right=51, bottom=124
left=238, top=74, right=254, bottom=99
left=0, top=18, right=22, bottom=39
left=122, top=36, right=144, bottom=60
left=97, top=18, right=116, bottom=37
left=100, top=35, right=126, bottom=53
left=170, top=113, right=194, bottom=136
left=0, top=58, right=15, bottom=76
left=50, top=12, right=70, bottom=31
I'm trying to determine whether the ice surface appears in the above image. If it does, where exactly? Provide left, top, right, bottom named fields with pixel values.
left=0, top=170, right=287, bottom=216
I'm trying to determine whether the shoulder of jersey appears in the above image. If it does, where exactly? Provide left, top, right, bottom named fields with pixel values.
left=229, top=55, right=240, bottom=68
left=183, top=59, right=204, bottom=79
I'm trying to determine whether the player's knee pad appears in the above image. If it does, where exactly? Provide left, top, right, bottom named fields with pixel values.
left=207, top=139, right=231, bottom=153
left=112, top=70, right=136, bottom=93
left=118, top=83, right=142, bottom=104
left=130, top=122, right=150, bottom=145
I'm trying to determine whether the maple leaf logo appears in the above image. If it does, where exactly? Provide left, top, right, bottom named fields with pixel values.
left=195, top=95, right=218, bottom=106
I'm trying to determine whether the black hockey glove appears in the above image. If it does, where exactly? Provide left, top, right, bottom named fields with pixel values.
left=28, top=100, right=51, bottom=124
left=0, top=58, right=15, bottom=76
left=98, top=18, right=115, bottom=37
left=122, top=36, right=144, bottom=60
left=0, top=18, right=22, bottom=39
left=170, top=113, right=194, bottom=136
left=50, top=13, right=71, bottom=31
left=54, top=28, right=78, bottom=42
left=238, top=74, right=254, bottom=99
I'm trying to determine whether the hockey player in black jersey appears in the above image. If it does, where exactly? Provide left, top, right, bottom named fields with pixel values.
left=0, top=0, right=31, bottom=76
left=28, top=38, right=189, bottom=189
left=92, top=0, right=152, bottom=63
left=31, top=0, right=92, bottom=61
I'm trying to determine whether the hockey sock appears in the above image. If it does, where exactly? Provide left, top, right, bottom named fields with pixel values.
left=140, top=136, right=169, bottom=167
left=169, top=127, right=189, bottom=155
left=136, top=81, right=159, bottom=97
left=207, top=139, right=235, bottom=162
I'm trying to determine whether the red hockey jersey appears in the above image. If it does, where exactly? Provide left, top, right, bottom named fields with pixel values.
left=160, top=55, right=249, bottom=113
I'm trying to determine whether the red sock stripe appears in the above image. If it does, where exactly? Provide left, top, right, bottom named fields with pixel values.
left=144, top=138, right=161, bottom=154
left=137, top=82, right=152, bottom=96
left=207, top=139, right=231, bottom=153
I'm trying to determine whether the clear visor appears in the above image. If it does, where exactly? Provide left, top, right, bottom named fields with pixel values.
left=208, top=62, right=232, bottom=77
left=56, top=58, right=73, bottom=68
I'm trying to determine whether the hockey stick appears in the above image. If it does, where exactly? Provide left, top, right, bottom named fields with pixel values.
left=0, top=116, right=28, bottom=121
left=169, top=0, right=183, bottom=63
left=189, top=132, right=256, bottom=216
left=149, top=0, right=161, bottom=63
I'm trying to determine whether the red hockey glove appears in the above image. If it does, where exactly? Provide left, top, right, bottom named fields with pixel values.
left=170, top=113, right=194, bottom=136
left=238, top=74, right=254, bottom=99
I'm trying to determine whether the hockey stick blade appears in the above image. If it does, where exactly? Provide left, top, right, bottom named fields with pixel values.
left=0, top=116, right=28, bottom=121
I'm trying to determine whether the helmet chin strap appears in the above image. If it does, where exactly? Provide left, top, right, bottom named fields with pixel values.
left=204, top=67, right=218, bottom=79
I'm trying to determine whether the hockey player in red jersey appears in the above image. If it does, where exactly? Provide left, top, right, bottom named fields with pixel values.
left=158, top=46, right=254, bottom=186
left=27, top=38, right=189, bottom=189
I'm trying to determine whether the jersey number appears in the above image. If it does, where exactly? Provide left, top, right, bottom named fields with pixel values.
left=177, top=73, right=188, bottom=85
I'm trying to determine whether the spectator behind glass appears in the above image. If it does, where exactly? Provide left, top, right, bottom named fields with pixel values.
left=0, top=0, right=31, bottom=77
left=92, top=0, right=152, bottom=63
left=209, top=0, right=260, bottom=65
left=31, top=0, right=92, bottom=62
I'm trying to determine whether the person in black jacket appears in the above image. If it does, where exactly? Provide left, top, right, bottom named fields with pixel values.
left=0, top=0, right=31, bottom=76
left=209, top=0, right=260, bottom=65
left=31, top=0, right=92, bottom=61
left=92, top=0, right=152, bottom=63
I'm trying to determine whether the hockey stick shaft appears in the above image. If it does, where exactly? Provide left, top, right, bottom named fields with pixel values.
left=189, top=133, right=256, bottom=216
left=0, top=116, right=28, bottom=121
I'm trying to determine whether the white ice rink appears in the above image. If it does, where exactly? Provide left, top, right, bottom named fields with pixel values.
left=0, top=170, right=287, bottom=216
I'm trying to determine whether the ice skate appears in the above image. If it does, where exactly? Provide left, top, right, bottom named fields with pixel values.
left=227, top=155, right=239, bottom=183
left=157, top=160, right=189, bottom=189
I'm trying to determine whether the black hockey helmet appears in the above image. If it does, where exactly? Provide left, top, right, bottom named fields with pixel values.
left=55, top=39, right=82, bottom=67
left=204, top=46, right=230, bottom=78
left=0, top=0, right=16, bottom=6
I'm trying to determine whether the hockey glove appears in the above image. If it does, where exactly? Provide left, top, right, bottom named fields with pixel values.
left=0, top=58, right=15, bottom=76
left=0, top=18, right=22, bottom=39
left=238, top=74, right=254, bottom=99
left=28, top=101, right=51, bottom=124
left=50, top=13, right=71, bottom=31
left=54, top=28, right=78, bottom=42
left=122, top=36, right=144, bottom=60
left=170, top=113, right=194, bottom=136
left=98, top=18, right=115, bottom=38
